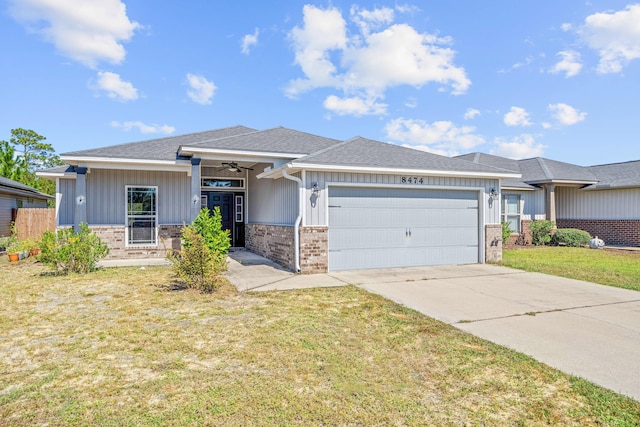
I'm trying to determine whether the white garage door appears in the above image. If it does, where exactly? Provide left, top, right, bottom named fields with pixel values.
left=328, top=187, right=479, bottom=271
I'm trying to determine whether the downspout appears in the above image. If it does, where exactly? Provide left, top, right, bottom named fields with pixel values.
left=282, top=168, right=302, bottom=272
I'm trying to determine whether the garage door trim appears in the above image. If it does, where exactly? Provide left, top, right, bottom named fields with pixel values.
left=325, top=182, right=486, bottom=270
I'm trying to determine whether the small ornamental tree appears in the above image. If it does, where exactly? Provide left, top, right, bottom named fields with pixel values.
left=168, top=207, right=231, bottom=293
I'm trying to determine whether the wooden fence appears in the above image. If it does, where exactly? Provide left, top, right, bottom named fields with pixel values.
left=13, top=208, right=56, bottom=240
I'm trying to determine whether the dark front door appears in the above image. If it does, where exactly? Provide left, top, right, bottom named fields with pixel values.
left=208, top=192, right=234, bottom=242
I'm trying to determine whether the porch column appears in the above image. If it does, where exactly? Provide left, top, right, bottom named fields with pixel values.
left=190, top=158, right=201, bottom=222
left=74, top=167, right=87, bottom=232
left=545, top=184, right=556, bottom=223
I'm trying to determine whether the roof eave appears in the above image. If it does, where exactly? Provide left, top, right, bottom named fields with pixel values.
left=60, top=155, right=192, bottom=172
left=0, top=185, right=54, bottom=200
left=259, top=162, right=521, bottom=180
left=524, top=179, right=599, bottom=186
left=178, top=146, right=307, bottom=160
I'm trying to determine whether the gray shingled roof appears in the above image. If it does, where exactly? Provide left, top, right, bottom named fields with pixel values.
left=519, top=158, right=598, bottom=183
left=295, top=137, right=517, bottom=175
left=455, top=152, right=534, bottom=189
left=456, top=152, right=640, bottom=189
left=62, top=126, right=257, bottom=161
left=182, top=127, right=340, bottom=155
left=588, top=160, right=640, bottom=189
left=0, top=176, right=53, bottom=199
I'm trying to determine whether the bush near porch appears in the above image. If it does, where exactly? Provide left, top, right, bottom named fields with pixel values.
left=501, top=247, right=640, bottom=292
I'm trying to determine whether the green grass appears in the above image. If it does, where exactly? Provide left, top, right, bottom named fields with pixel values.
left=1, top=258, right=639, bottom=425
left=501, top=247, right=640, bottom=291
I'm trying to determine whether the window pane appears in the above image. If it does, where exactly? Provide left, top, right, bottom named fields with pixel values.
left=128, top=218, right=156, bottom=245
left=127, top=186, right=157, bottom=245
left=506, top=215, right=520, bottom=233
left=128, top=187, right=156, bottom=216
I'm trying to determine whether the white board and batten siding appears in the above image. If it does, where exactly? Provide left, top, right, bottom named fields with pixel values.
left=303, top=171, right=499, bottom=271
left=503, top=189, right=545, bottom=220
left=79, top=169, right=192, bottom=226
left=247, top=164, right=298, bottom=225
left=556, top=187, right=640, bottom=220
left=304, top=171, right=500, bottom=226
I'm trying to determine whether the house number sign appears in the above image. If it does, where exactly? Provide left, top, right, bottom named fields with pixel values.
left=401, top=177, right=424, bottom=184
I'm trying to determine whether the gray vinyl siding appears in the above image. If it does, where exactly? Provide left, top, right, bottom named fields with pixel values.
left=85, top=169, right=191, bottom=225
left=503, top=189, right=545, bottom=220
left=58, top=178, right=75, bottom=226
left=0, top=193, right=13, bottom=236
left=557, top=187, right=640, bottom=220
left=0, top=193, right=49, bottom=236
left=304, top=171, right=499, bottom=226
left=248, top=163, right=298, bottom=225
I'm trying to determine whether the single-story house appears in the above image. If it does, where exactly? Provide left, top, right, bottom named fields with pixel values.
left=456, top=153, right=640, bottom=247
left=0, top=176, right=53, bottom=237
left=38, top=126, right=520, bottom=272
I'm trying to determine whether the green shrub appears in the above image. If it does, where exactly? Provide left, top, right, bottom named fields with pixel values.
left=189, top=207, right=231, bottom=262
left=553, top=228, right=591, bottom=247
left=501, top=221, right=514, bottom=244
left=39, top=223, right=109, bottom=274
left=168, top=226, right=226, bottom=293
left=529, top=220, right=555, bottom=246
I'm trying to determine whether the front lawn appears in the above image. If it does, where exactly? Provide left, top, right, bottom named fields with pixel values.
left=501, top=247, right=640, bottom=292
left=1, top=259, right=639, bottom=425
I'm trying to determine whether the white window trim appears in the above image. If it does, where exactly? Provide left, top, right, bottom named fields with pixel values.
left=201, top=176, right=245, bottom=189
left=125, top=185, right=158, bottom=247
left=502, top=194, right=521, bottom=234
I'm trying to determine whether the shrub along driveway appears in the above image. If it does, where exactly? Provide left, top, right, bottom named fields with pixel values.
left=342, top=264, right=640, bottom=401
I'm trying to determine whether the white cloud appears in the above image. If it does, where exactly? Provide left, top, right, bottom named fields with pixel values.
left=9, top=0, right=140, bottom=68
left=323, top=95, right=387, bottom=116
left=404, top=97, right=418, bottom=108
left=491, top=134, right=545, bottom=159
left=350, top=5, right=394, bottom=36
left=111, top=121, right=175, bottom=134
left=93, top=71, right=138, bottom=101
left=548, top=103, right=587, bottom=126
left=549, top=50, right=583, bottom=77
left=578, top=4, right=640, bottom=74
left=395, top=3, right=421, bottom=14
left=504, top=106, right=532, bottom=127
left=286, top=5, right=470, bottom=116
left=385, top=117, right=485, bottom=156
left=464, top=108, right=480, bottom=120
left=241, top=28, right=259, bottom=55
left=186, top=73, right=216, bottom=105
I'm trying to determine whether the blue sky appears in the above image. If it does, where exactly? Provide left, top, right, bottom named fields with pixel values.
left=1, top=1, right=639, bottom=166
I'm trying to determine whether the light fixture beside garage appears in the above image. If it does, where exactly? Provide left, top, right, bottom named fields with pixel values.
left=312, top=183, right=320, bottom=195
left=489, top=188, right=498, bottom=197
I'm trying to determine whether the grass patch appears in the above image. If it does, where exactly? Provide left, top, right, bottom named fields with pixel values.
left=501, top=247, right=640, bottom=291
left=1, top=259, right=639, bottom=425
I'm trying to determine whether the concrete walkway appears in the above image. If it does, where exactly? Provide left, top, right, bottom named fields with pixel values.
left=225, top=251, right=640, bottom=401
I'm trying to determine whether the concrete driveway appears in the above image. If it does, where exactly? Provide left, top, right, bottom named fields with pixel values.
left=226, top=252, right=640, bottom=401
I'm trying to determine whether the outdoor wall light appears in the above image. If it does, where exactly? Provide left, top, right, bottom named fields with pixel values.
left=489, top=188, right=499, bottom=197
left=312, top=183, right=320, bottom=195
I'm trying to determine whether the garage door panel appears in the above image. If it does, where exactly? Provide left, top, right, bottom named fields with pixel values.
left=328, top=187, right=480, bottom=271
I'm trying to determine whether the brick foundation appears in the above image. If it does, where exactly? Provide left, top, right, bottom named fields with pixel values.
left=507, top=219, right=533, bottom=246
left=557, top=219, right=640, bottom=247
left=91, top=225, right=183, bottom=259
left=485, top=224, right=502, bottom=262
left=299, top=226, right=328, bottom=273
left=245, top=224, right=295, bottom=270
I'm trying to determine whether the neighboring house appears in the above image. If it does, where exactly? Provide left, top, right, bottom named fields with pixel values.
left=457, top=153, right=640, bottom=247
left=0, top=176, right=53, bottom=236
left=38, top=126, right=518, bottom=272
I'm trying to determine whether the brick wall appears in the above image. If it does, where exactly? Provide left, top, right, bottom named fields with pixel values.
left=299, top=226, right=328, bottom=273
left=557, top=219, right=640, bottom=247
left=485, top=224, right=502, bottom=262
left=245, top=224, right=295, bottom=270
left=507, top=219, right=533, bottom=246
left=91, top=225, right=182, bottom=259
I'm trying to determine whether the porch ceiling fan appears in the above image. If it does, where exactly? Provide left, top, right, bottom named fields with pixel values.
left=217, top=161, right=254, bottom=173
